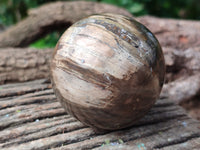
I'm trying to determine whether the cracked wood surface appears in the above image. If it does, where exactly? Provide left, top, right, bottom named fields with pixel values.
left=0, top=79, right=199, bottom=150
left=0, top=48, right=51, bottom=84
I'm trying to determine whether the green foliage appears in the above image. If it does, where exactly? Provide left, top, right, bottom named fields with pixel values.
left=1, top=0, right=199, bottom=26
left=30, top=31, right=61, bottom=48
left=100, top=0, right=146, bottom=15
left=0, top=0, right=35, bottom=26
left=118, top=139, right=124, bottom=144
left=0, top=0, right=69, bottom=48
left=0, top=0, right=199, bottom=48
left=143, top=0, right=200, bottom=19
left=91, top=0, right=200, bottom=19
left=0, top=0, right=70, bottom=26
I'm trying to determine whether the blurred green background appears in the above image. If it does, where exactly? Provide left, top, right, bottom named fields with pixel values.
left=0, top=0, right=199, bottom=48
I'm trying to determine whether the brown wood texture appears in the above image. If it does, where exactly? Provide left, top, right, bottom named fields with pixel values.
left=137, top=16, right=200, bottom=50
left=0, top=79, right=200, bottom=150
left=162, top=73, right=200, bottom=104
left=0, top=48, right=51, bottom=84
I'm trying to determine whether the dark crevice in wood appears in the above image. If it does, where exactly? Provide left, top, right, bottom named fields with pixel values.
left=153, top=29, right=170, bottom=35
left=154, top=101, right=175, bottom=108
left=147, top=106, right=178, bottom=116
left=158, top=96, right=168, bottom=99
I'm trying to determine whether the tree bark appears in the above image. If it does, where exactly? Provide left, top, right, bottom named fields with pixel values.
left=0, top=1, right=132, bottom=48
left=0, top=48, right=51, bottom=84
left=161, top=73, right=200, bottom=104
left=137, top=16, right=200, bottom=49
left=163, top=46, right=200, bottom=82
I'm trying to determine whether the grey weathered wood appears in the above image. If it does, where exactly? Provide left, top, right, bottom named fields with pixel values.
left=0, top=79, right=199, bottom=150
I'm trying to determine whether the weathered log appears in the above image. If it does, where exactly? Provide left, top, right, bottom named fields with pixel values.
left=0, top=79, right=199, bottom=149
left=0, top=48, right=51, bottom=84
left=137, top=16, right=200, bottom=49
left=163, top=46, right=200, bottom=82
left=162, top=73, right=200, bottom=104
left=0, top=1, right=132, bottom=48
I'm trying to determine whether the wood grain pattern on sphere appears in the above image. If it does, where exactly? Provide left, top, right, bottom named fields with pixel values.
left=50, top=14, right=165, bottom=130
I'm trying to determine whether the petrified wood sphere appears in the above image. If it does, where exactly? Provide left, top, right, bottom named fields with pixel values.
left=50, top=14, right=165, bottom=130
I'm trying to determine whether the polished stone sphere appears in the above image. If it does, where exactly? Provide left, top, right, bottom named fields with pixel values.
left=50, top=14, right=165, bottom=130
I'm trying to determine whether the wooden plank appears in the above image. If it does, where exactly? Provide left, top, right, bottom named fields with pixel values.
left=161, top=137, right=200, bottom=150
left=0, top=79, right=51, bottom=98
left=0, top=79, right=199, bottom=150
